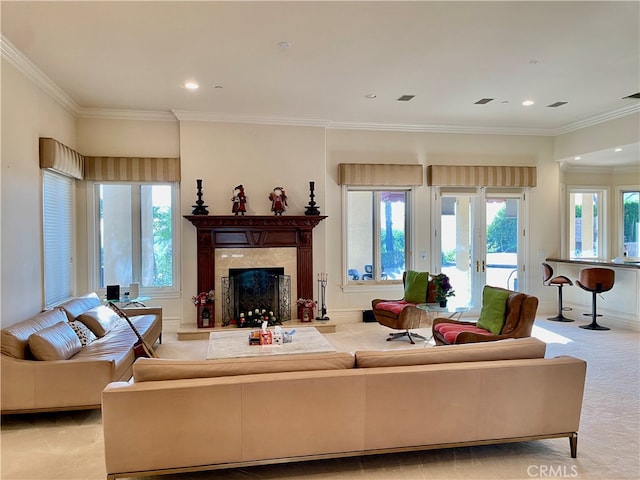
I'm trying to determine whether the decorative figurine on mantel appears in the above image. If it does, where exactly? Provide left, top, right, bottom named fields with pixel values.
left=269, top=186, right=287, bottom=215
left=304, top=181, right=321, bottom=216
left=191, top=179, right=209, bottom=215
left=231, top=184, right=247, bottom=215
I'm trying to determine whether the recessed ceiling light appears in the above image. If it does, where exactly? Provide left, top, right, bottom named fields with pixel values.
left=574, top=156, right=582, bottom=161
left=522, top=100, right=535, bottom=106
left=615, top=147, right=623, bottom=152
left=397, top=95, right=415, bottom=102
left=277, top=41, right=291, bottom=49
left=365, top=94, right=377, bottom=99
left=184, top=82, right=199, bottom=90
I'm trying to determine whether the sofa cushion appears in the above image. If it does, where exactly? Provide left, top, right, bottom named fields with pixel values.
left=355, top=337, right=546, bottom=368
left=28, top=321, right=83, bottom=361
left=68, top=321, right=97, bottom=346
left=58, top=292, right=102, bottom=321
left=476, top=286, right=510, bottom=334
left=77, top=305, right=121, bottom=337
left=404, top=270, right=429, bottom=303
left=374, top=300, right=411, bottom=315
left=1, top=308, right=70, bottom=359
left=132, top=352, right=356, bottom=382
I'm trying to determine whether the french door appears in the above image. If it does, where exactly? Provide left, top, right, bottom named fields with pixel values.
left=434, top=188, right=525, bottom=310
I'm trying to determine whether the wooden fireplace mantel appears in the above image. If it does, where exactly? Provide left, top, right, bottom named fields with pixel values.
left=184, top=215, right=327, bottom=311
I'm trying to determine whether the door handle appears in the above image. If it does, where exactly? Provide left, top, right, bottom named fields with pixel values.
left=482, top=260, right=486, bottom=272
left=476, top=260, right=480, bottom=272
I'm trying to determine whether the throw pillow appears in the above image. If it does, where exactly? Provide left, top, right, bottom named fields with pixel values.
left=404, top=270, right=430, bottom=304
left=77, top=305, right=121, bottom=337
left=476, top=286, right=510, bottom=335
left=28, top=322, right=82, bottom=361
left=68, top=320, right=97, bottom=347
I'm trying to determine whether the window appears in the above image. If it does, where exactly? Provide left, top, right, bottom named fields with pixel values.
left=43, top=170, right=74, bottom=307
left=345, top=189, right=410, bottom=282
left=622, top=190, right=639, bottom=257
left=568, top=188, right=606, bottom=258
left=94, top=182, right=179, bottom=294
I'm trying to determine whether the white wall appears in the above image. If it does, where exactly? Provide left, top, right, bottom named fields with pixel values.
left=1, top=59, right=77, bottom=326
left=178, top=121, right=327, bottom=325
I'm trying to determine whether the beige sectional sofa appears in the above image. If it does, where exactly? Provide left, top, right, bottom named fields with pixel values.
left=102, top=337, right=586, bottom=479
left=1, top=293, right=162, bottom=414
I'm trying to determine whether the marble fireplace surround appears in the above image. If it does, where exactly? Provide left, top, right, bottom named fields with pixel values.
left=184, top=215, right=326, bottom=325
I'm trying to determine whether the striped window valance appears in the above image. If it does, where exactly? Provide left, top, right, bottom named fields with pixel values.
left=84, top=156, right=181, bottom=182
left=427, top=165, right=537, bottom=187
left=338, top=163, right=423, bottom=186
left=39, top=138, right=84, bottom=180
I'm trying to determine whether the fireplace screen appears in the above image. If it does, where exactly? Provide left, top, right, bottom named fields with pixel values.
left=221, top=268, right=291, bottom=326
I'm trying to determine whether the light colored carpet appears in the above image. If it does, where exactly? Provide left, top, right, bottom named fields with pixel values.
left=1, top=318, right=639, bottom=480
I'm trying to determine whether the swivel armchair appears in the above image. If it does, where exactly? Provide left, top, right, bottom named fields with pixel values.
left=576, top=268, right=615, bottom=331
left=372, top=271, right=436, bottom=344
left=542, top=263, right=573, bottom=322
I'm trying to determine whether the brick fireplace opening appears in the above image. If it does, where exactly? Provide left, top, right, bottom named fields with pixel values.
left=184, top=215, right=326, bottom=325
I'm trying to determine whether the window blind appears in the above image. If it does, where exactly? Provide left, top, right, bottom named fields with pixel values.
left=426, top=165, right=537, bottom=187
left=84, top=157, right=181, bottom=182
left=43, top=170, right=74, bottom=307
left=39, top=137, right=84, bottom=179
left=338, top=163, right=423, bottom=186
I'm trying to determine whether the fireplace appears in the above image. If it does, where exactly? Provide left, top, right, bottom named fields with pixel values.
left=221, top=267, right=291, bottom=326
left=184, top=215, right=326, bottom=325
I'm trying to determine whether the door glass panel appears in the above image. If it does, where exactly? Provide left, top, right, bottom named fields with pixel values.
left=486, top=197, right=519, bottom=291
left=440, top=195, right=473, bottom=307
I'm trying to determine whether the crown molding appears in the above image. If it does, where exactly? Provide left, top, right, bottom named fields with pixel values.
left=1, top=35, right=80, bottom=115
left=171, top=110, right=330, bottom=127
left=77, top=108, right=177, bottom=122
left=326, top=121, right=554, bottom=136
left=560, top=163, right=640, bottom=175
left=553, top=104, right=640, bottom=135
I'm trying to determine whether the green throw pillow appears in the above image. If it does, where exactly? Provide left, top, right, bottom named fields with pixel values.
left=476, top=286, right=510, bottom=335
left=404, top=271, right=429, bottom=304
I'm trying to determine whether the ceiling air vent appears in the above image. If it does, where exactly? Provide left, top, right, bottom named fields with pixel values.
left=397, top=95, right=415, bottom=102
left=622, top=92, right=640, bottom=99
left=475, top=98, right=494, bottom=105
left=547, top=101, right=568, bottom=108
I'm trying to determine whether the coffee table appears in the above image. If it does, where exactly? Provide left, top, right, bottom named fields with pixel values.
left=206, top=327, right=336, bottom=359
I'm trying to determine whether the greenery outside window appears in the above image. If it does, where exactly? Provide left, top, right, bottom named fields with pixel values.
left=345, top=188, right=410, bottom=282
left=621, top=190, right=639, bottom=257
left=93, top=182, right=179, bottom=295
left=568, top=188, right=606, bottom=259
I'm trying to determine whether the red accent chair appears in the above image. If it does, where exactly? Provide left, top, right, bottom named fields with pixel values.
left=372, top=273, right=437, bottom=344
left=432, top=287, right=538, bottom=345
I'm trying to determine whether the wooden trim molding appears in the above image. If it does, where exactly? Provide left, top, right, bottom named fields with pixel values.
left=184, top=215, right=327, bottom=323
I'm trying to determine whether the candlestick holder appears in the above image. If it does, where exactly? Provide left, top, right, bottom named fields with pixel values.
left=304, top=181, right=321, bottom=216
left=316, top=273, right=329, bottom=320
left=191, top=179, right=210, bottom=215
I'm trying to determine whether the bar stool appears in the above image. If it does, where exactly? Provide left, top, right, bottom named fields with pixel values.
left=542, top=263, right=573, bottom=322
left=575, top=268, right=615, bottom=331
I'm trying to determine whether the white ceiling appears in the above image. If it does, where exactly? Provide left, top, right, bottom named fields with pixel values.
left=2, top=1, right=639, bottom=164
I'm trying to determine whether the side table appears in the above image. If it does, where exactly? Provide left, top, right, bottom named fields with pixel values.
left=417, top=303, right=469, bottom=321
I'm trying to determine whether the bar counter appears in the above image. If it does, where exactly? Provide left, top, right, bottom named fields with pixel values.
left=545, top=258, right=640, bottom=330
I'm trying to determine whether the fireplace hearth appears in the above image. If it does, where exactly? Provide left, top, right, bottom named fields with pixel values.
left=221, top=268, right=291, bottom=326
